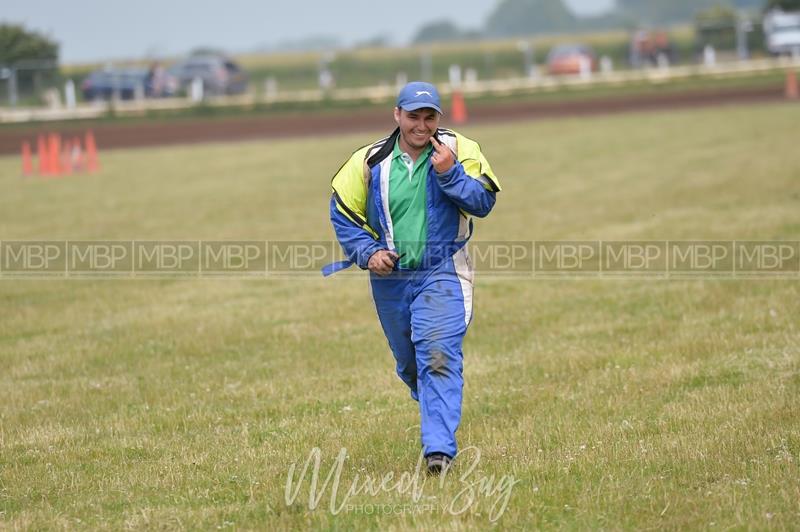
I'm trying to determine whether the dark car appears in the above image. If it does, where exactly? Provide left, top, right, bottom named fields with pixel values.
left=81, top=68, right=177, bottom=101
left=546, top=44, right=597, bottom=76
left=168, top=55, right=248, bottom=96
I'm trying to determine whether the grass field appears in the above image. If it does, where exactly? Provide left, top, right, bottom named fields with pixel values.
left=1, top=102, right=799, bottom=529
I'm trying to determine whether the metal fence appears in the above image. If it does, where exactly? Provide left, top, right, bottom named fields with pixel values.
left=0, top=59, right=59, bottom=107
left=1, top=55, right=798, bottom=124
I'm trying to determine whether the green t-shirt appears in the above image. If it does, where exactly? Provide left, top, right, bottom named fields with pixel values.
left=389, top=139, right=431, bottom=269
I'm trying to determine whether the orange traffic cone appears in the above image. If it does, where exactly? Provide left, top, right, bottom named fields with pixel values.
left=61, top=139, right=73, bottom=175
left=48, top=133, right=62, bottom=177
left=21, top=141, right=33, bottom=176
left=37, top=134, right=48, bottom=175
left=451, top=90, right=468, bottom=125
left=786, top=70, right=799, bottom=100
left=85, top=130, right=100, bottom=172
left=71, top=137, right=83, bottom=172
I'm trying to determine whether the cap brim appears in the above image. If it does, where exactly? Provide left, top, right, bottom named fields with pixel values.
left=400, top=102, right=443, bottom=114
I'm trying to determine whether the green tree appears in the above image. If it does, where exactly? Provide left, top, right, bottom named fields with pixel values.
left=0, top=23, right=58, bottom=66
left=485, top=0, right=576, bottom=37
left=764, top=0, right=800, bottom=10
left=616, top=0, right=724, bottom=24
left=696, top=4, right=739, bottom=25
left=732, top=0, right=765, bottom=8
left=412, top=21, right=463, bottom=44
left=615, top=0, right=776, bottom=23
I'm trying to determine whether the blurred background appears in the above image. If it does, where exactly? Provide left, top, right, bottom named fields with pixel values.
left=1, top=0, right=799, bottom=146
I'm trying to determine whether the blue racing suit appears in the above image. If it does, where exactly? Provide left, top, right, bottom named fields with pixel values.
left=326, top=127, right=501, bottom=458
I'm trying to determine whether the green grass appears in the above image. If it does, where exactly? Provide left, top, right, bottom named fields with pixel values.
left=1, top=102, right=799, bottom=529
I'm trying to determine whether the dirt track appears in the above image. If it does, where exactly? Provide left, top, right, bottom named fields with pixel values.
left=0, top=84, right=787, bottom=155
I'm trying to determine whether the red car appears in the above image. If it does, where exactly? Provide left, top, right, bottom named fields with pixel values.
left=546, top=44, right=597, bottom=76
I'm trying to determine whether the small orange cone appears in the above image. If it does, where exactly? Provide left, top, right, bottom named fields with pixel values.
left=85, top=130, right=100, bottom=172
left=786, top=70, right=799, bottom=100
left=451, top=90, right=468, bottom=125
left=37, top=134, right=48, bottom=175
left=21, top=141, right=33, bottom=176
left=48, top=133, right=62, bottom=177
left=71, top=137, right=83, bottom=172
left=61, top=139, right=73, bottom=175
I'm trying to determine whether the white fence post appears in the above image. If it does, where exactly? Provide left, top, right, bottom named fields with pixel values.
left=449, top=64, right=462, bottom=89
left=190, top=77, right=204, bottom=102
left=64, top=79, right=76, bottom=109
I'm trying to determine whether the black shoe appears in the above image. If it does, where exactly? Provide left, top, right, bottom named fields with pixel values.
left=426, top=452, right=453, bottom=475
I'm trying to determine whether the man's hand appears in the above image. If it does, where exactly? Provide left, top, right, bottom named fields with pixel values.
left=430, top=136, right=455, bottom=174
left=368, top=249, right=399, bottom=276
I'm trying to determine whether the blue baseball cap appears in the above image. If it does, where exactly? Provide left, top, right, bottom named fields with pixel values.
left=396, top=81, right=443, bottom=114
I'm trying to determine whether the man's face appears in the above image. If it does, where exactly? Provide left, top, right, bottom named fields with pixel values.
left=394, top=107, right=440, bottom=152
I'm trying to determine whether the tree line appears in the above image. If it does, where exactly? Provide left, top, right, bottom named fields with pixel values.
left=413, top=0, right=800, bottom=44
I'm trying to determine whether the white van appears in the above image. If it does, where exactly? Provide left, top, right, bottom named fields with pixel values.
left=764, top=8, right=800, bottom=55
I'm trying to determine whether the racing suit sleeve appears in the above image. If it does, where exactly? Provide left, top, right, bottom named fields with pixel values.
left=434, top=163, right=497, bottom=218
left=329, top=146, right=383, bottom=269
left=434, top=133, right=502, bottom=218
left=330, top=196, right=383, bottom=269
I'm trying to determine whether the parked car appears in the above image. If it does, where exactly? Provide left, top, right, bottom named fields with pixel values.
left=546, top=44, right=597, bottom=76
left=764, top=8, right=800, bottom=55
left=81, top=67, right=177, bottom=101
left=168, top=55, right=248, bottom=96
